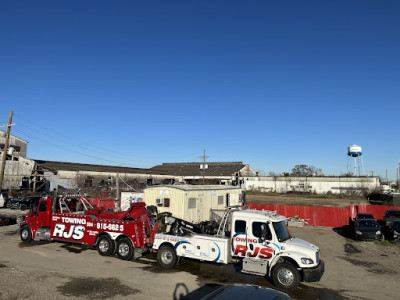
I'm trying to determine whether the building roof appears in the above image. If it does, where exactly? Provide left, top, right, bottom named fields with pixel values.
left=33, top=160, right=158, bottom=174
left=0, top=130, right=29, bottom=144
left=145, top=184, right=242, bottom=191
left=150, top=162, right=249, bottom=177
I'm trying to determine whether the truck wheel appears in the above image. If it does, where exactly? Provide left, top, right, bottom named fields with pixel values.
left=20, top=226, right=32, bottom=243
left=20, top=204, right=27, bottom=211
left=116, top=238, right=134, bottom=260
left=157, top=245, right=178, bottom=269
left=97, top=235, right=115, bottom=256
left=272, top=263, right=300, bottom=291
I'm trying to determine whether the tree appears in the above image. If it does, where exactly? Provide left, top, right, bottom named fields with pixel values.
left=291, top=165, right=323, bottom=176
left=269, top=172, right=279, bottom=192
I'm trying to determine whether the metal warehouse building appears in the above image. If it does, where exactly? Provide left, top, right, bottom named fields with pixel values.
left=144, top=185, right=243, bottom=222
left=243, top=176, right=380, bottom=194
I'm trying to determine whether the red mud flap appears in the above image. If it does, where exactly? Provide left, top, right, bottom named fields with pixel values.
left=302, top=260, right=324, bottom=282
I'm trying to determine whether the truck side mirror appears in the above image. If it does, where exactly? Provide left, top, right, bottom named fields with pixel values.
left=260, top=224, right=267, bottom=241
left=260, top=223, right=272, bottom=242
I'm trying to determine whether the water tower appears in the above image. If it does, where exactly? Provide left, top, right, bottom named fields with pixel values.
left=347, top=145, right=363, bottom=176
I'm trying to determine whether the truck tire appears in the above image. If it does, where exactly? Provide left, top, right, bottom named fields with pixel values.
left=20, top=204, right=27, bottom=211
left=116, top=238, right=134, bottom=260
left=20, top=225, right=32, bottom=243
left=97, top=235, right=115, bottom=256
left=272, top=262, right=300, bottom=291
left=157, top=245, right=178, bottom=269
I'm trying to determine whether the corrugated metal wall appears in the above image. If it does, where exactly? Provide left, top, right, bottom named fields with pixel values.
left=246, top=203, right=400, bottom=227
left=349, top=204, right=399, bottom=220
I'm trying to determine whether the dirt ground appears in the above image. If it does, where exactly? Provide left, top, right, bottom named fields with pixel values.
left=0, top=211, right=399, bottom=300
left=247, top=193, right=369, bottom=207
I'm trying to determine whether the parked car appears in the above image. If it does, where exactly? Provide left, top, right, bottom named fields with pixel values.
left=351, top=213, right=375, bottom=225
left=7, top=197, right=21, bottom=209
left=9, top=196, right=42, bottom=210
left=383, top=209, right=400, bottom=226
left=182, top=284, right=291, bottom=300
left=0, top=214, right=9, bottom=226
left=388, top=220, right=400, bottom=242
left=353, top=219, right=382, bottom=241
left=354, top=213, right=375, bottom=221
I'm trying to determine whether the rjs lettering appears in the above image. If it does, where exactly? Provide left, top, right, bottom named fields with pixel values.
left=52, top=224, right=85, bottom=240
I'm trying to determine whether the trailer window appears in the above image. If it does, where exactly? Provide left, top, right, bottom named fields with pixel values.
left=38, top=202, right=47, bottom=212
left=188, top=198, right=196, bottom=209
left=235, top=220, right=246, bottom=233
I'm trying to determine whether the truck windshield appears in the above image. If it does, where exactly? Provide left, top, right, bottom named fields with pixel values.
left=272, top=221, right=290, bottom=242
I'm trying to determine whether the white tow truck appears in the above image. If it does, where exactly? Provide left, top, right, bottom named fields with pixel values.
left=153, top=207, right=324, bottom=290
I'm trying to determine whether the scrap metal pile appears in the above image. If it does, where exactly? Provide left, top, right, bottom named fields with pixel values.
left=156, top=212, right=220, bottom=236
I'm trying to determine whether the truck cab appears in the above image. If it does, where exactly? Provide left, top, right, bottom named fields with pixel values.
left=153, top=207, right=324, bottom=291
left=230, top=209, right=323, bottom=290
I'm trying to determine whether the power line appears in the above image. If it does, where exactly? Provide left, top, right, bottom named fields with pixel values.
left=13, top=113, right=195, bottom=163
left=12, top=127, right=151, bottom=168
left=14, top=114, right=141, bottom=160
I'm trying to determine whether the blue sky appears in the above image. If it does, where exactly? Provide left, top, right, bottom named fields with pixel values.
left=1, top=1, right=399, bottom=180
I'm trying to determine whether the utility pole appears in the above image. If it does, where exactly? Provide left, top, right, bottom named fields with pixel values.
left=199, top=149, right=209, bottom=185
left=397, top=163, right=399, bottom=189
left=0, top=111, right=15, bottom=191
left=116, top=173, right=120, bottom=208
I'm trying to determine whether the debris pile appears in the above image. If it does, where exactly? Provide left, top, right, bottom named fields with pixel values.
left=287, top=216, right=307, bottom=228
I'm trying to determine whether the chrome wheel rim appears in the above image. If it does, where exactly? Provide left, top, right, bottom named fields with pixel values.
left=21, top=229, right=29, bottom=240
left=277, top=268, right=294, bottom=286
left=119, top=243, right=129, bottom=256
left=161, top=250, right=173, bottom=264
left=99, top=239, right=109, bottom=252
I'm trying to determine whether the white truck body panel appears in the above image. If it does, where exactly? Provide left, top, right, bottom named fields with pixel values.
left=153, top=233, right=231, bottom=264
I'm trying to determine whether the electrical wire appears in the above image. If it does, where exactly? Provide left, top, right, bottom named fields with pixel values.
left=13, top=113, right=196, bottom=163
left=12, top=127, right=152, bottom=168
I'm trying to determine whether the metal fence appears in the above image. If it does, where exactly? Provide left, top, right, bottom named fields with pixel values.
left=245, top=203, right=400, bottom=228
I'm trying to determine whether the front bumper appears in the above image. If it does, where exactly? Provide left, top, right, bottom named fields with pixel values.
left=302, top=260, right=324, bottom=282
left=356, top=233, right=382, bottom=241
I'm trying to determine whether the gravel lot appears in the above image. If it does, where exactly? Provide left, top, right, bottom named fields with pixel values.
left=0, top=208, right=399, bottom=300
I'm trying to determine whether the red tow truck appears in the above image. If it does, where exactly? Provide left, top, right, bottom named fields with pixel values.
left=19, top=196, right=156, bottom=260
left=20, top=196, right=324, bottom=290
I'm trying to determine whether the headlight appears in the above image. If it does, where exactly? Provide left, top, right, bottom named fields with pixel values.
left=376, top=231, right=381, bottom=235
left=356, top=231, right=362, bottom=235
left=301, top=258, right=314, bottom=265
